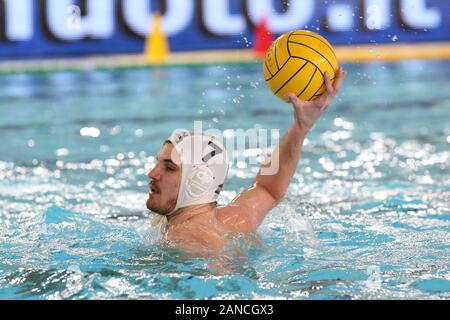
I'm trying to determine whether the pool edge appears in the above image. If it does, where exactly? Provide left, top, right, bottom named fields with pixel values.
left=1, top=42, right=450, bottom=74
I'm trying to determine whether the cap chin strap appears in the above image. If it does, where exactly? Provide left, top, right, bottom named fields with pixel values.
left=150, top=214, right=168, bottom=234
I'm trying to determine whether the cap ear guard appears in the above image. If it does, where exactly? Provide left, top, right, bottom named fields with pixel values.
left=185, top=165, right=215, bottom=199
left=167, top=132, right=229, bottom=214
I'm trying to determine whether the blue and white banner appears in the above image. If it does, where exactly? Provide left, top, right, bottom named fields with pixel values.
left=0, top=0, right=449, bottom=59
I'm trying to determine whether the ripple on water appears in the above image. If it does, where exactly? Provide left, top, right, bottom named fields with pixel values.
left=1, top=62, right=450, bottom=299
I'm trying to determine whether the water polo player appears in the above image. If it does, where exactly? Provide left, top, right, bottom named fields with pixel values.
left=147, top=67, right=346, bottom=254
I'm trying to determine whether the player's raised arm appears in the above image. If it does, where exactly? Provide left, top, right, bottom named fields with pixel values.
left=256, top=68, right=346, bottom=198
left=218, top=68, right=346, bottom=233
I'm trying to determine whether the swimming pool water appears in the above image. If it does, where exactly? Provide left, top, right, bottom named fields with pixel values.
left=0, top=60, right=449, bottom=299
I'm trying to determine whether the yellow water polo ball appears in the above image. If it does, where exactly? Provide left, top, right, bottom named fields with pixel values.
left=263, top=30, right=339, bottom=102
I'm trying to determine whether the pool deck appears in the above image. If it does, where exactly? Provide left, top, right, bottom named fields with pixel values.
left=1, top=42, right=450, bottom=74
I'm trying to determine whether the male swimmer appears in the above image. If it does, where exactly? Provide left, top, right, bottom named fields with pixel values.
left=146, top=68, right=346, bottom=255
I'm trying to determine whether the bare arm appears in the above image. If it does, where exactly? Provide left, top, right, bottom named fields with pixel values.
left=256, top=67, right=346, bottom=201
left=218, top=68, right=346, bottom=232
left=254, top=122, right=308, bottom=200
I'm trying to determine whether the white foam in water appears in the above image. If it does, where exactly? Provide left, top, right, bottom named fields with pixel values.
left=261, top=198, right=321, bottom=250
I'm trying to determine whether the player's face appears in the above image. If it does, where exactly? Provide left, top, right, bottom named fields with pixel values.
left=146, top=143, right=181, bottom=215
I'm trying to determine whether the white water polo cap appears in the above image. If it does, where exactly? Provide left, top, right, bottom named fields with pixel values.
left=167, top=131, right=229, bottom=213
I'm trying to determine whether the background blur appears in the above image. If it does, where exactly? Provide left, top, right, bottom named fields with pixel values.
left=0, top=0, right=449, bottom=59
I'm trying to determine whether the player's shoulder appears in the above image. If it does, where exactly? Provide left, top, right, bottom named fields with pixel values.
left=215, top=205, right=258, bottom=233
left=165, top=223, right=216, bottom=249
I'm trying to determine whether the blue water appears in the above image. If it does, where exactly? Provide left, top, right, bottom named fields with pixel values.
left=0, top=60, right=449, bottom=299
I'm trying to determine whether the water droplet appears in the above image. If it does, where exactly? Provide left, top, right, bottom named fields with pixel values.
left=80, top=127, right=100, bottom=138
left=135, top=129, right=144, bottom=138
left=109, top=126, right=121, bottom=136
left=55, top=148, right=69, bottom=157
left=116, top=153, right=125, bottom=161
